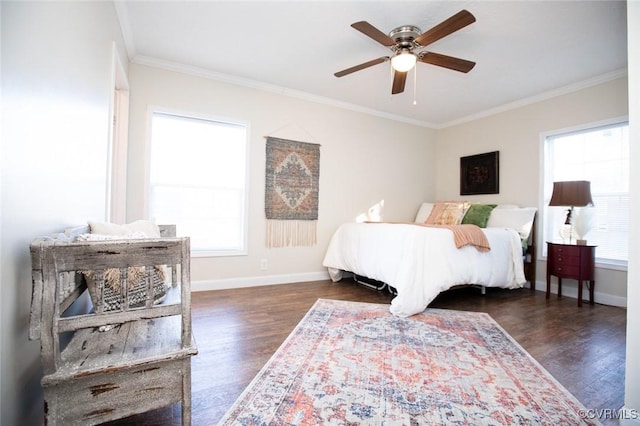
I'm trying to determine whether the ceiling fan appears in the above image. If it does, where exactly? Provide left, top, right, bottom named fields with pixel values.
left=334, top=10, right=476, bottom=95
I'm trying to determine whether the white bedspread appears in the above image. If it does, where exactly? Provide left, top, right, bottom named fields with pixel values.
left=322, top=222, right=526, bottom=317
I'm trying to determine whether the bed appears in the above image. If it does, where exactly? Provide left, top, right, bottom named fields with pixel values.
left=322, top=202, right=537, bottom=317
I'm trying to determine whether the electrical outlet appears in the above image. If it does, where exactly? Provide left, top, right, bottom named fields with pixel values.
left=260, top=259, right=268, bottom=270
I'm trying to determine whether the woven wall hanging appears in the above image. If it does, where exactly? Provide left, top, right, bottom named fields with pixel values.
left=265, top=137, right=320, bottom=248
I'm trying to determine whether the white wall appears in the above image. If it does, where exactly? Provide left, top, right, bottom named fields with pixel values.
left=436, top=77, right=629, bottom=304
left=0, top=2, right=127, bottom=424
left=623, top=0, right=640, bottom=423
left=126, top=64, right=437, bottom=288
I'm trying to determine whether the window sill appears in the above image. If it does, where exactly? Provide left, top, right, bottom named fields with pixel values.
left=595, top=260, right=627, bottom=272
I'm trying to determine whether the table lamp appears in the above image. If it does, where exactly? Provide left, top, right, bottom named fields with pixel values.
left=548, top=180, right=594, bottom=243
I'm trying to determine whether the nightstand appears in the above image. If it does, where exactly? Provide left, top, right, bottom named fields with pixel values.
left=546, top=242, right=596, bottom=306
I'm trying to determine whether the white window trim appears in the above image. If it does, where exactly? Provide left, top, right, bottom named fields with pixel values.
left=145, top=106, right=251, bottom=257
left=537, top=115, right=629, bottom=272
left=106, top=42, right=129, bottom=224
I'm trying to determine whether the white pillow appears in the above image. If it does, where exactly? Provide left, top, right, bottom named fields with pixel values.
left=88, top=219, right=161, bottom=238
left=414, top=203, right=435, bottom=223
left=486, top=207, right=537, bottom=239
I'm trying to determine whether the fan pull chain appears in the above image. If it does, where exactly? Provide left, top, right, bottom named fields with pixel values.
left=413, top=66, right=417, bottom=105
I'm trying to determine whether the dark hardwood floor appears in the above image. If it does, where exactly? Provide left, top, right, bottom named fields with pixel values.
left=109, top=279, right=626, bottom=425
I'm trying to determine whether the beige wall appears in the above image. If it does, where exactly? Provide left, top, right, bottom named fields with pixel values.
left=127, top=65, right=629, bottom=303
left=436, top=76, right=629, bottom=304
left=0, top=2, right=127, bottom=424
left=126, top=64, right=437, bottom=287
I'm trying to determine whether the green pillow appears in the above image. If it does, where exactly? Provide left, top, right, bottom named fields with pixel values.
left=462, top=204, right=497, bottom=228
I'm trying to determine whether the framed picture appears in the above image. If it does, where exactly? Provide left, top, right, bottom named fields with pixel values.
left=460, top=151, right=499, bottom=195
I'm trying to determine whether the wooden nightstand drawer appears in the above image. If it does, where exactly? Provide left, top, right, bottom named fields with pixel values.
left=551, top=254, right=581, bottom=267
left=548, top=244, right=581, bottom=257
left=551, top=264, right=580, bottom=277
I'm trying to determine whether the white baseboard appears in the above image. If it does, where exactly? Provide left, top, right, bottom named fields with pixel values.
left=535, top=279, right=627, bottom=307
left=192, top=271, right=331, bottom=292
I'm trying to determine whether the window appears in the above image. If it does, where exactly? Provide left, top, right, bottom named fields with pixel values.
left=543, top=120, right=629, bottom=267
left=149, top=111, right=249, bottom=256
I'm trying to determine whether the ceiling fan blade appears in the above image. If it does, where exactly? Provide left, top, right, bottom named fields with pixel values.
left=419, top=52, right=476, bottom=73
left=334, top=57, right=388, bottom=77
left=391, top=70, right=407, bottom=94
left=351, top=21, right=396, bottom=47
left=414, top=10, right=476, bottom=48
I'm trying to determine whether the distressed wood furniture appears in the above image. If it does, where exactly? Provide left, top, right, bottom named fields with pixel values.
left=546, top=242, right=596, bottom=306
left=29, top=225, right=197, bottom=425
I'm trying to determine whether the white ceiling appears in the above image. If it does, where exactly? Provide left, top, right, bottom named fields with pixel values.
left=116, top=1, right=628, bottom=127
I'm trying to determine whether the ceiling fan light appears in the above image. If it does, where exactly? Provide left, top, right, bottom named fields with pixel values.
left=391, top=52, right=417, bottom=72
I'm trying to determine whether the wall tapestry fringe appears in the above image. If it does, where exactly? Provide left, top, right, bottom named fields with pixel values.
left=266, top=220, right=317, bottom=248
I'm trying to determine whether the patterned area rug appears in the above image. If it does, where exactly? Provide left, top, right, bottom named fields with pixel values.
left=218, top=299, right=600, bottom=425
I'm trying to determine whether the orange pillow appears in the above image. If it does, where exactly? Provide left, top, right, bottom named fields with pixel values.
left=425, top=201, right=470, bottom=225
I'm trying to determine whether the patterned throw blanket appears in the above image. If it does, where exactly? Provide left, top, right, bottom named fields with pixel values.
left=366, top=222, right=491, bottom=252
left=420, top=223, right=491, bottom=252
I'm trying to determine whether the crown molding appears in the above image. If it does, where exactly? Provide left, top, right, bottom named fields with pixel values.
left=438, top=68, right=628, bottom=129
left=131, top=55, right=626, bottom=131
left=131, top=55, right=437, bottom=129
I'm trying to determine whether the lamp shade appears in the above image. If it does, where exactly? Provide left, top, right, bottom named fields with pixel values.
left=548, top=181, right=594, bottom=207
